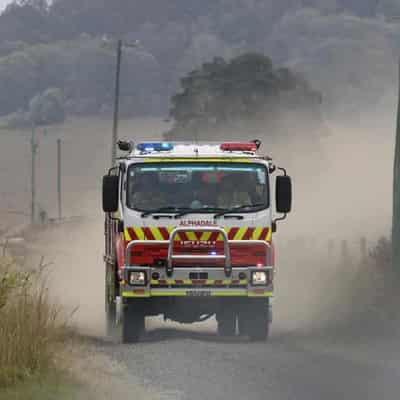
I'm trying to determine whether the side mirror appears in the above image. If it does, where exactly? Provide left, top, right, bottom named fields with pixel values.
left=276, top=175, right=292, bottom=213
left=103, top=175, right=119, bottom=213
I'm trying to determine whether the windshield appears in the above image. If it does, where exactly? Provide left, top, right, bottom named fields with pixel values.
left=126, top=162, right=269, bottom=213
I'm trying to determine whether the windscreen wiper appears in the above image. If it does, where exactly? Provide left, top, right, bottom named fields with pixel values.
left=213, top=204, right=265, bottom=219
left=141, top=207, right=186, bottom=217
left=174, top=207, right=225, bottom=218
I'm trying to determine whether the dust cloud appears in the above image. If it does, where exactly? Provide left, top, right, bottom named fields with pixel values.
left=24, top=108, right=395, bottom=338
left=271, top=106, right=395, bottom=335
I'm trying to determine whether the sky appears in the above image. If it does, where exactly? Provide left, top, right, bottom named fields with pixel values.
left=0, top=0, right=11, bottom=11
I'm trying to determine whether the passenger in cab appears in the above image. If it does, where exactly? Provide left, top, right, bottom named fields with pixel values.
left=217, top=174, right=251, bottom=209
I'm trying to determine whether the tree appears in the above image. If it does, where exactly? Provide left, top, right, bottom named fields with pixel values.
left=166, top=52, right=323, bottom=141
left=29, top=87, right=65, bottom=125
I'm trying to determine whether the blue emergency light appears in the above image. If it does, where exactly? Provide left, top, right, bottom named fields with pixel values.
left=136, top=142, right=174, bottom=152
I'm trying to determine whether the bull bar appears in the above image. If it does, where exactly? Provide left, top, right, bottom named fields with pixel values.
left=125, top=227, right=271, bottom=279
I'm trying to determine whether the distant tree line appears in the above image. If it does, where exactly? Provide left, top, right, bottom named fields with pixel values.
left=0, top=0, right=399, bottom=124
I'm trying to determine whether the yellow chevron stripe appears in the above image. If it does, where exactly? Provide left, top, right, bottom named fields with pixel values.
left=124, top=227, right=271, bottom=242
left=133, top=227, right=145, bottom=240
left=124, top=229, right=131, bottom=241
left=149, top=227, right=163, bottom=240
left=186, top=231, right=197, bottom=241
left=253, top=227, right=263, bottom=240
left=234, top=227, right=247, bottom=240
left=201, top=231, right=212, bottom=241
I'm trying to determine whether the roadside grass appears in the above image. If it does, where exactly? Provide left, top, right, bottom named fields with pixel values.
left=0, top=254, right=72, bottom=392
left=0, top=369, right=84, bottom=400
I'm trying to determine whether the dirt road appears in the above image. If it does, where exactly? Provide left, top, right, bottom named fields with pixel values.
left=79, top=317, right=398, bottom=400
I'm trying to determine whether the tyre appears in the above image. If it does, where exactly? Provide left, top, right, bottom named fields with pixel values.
left=238, top=300, right=270, bottom=342
left=105, top=263, right=118, bottom=338
left=105, top=297, right=117, bottom=337
left=216, top=309, right=236, bottom=336
left=122, top=301, right=145, bottom=343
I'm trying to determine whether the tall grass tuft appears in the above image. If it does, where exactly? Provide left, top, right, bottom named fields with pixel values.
left=0, top=255, right=64, bottom=387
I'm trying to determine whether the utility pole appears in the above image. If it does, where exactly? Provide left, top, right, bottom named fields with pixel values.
left=111, top=39, right=122, bottom=166
left=31, top=126, right=38, bottom=224
left=393, top=59, right=400, bottom=276
left=106, top=38, right=141, bottom=166
left=57, top=139, right=62, bottom=221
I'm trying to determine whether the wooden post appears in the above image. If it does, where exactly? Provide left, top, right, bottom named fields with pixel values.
left=341, top=239, right=350, bottom=265
left=393, top=59, right=400, bottom=276
left=30, top=126, right=38, bottom=224
left=360, top=236, right=367, bottom=265
left=57, top=139, right=62, bottom=221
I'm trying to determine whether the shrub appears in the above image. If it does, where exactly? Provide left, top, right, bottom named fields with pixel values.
left=369, top=236, right=391, bottom=270
left=0, top=256, right=64, bottom=387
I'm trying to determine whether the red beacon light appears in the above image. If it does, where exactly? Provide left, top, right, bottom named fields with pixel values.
left=220, top=142, right=258, bottom=152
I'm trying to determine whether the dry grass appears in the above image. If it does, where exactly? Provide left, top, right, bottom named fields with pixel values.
left=0, top=255, right=65, bottom=388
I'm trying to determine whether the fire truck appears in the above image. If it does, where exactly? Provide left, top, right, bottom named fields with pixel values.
left=103, top=140, right=292, bottom=342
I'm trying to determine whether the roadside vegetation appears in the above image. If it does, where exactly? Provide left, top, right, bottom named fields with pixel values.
left=0, top=252, right=78, bottom=397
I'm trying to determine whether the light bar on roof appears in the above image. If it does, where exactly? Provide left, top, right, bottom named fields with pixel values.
left=137, top=142, right=174, bottom=152
left=220, top=142, right=257, bottom=152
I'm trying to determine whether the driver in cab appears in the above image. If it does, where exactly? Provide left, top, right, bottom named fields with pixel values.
left=130, top=173, right=167, bottom=210
left=217, top=175, right=252, bottom=209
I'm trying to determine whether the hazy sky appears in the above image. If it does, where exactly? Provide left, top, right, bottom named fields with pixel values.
left=0, top=0, right=11, bottom=11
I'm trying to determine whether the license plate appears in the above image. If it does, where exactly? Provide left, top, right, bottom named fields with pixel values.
left=186, top=290, right=211, bottom=297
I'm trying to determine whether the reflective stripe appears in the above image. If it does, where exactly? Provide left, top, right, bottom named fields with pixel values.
left=124, top=227, right=271, bottom=242
left=150, top=227, right=164, bottom=241
left=122, top=292, right=151, bottom=298
left=122, top=290, right=273, bottom=298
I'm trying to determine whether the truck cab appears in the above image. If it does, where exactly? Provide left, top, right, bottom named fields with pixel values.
left=103, top=141, right=292, bottom=342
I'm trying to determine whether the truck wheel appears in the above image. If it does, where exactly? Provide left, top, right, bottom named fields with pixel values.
left=238, top=300, right=270, bottom=342
left=216, top=309, right=236, bottom=336
left=106, top=298, right=117, bottom=337
left=105, top=263, right=118, bottom=338
left=122, top=301, right=145, bottom=343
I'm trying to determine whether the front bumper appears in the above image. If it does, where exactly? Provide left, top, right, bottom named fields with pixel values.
left=121, top=267, right=273, bottom=298
left=122, top=227, right=273, bottom=299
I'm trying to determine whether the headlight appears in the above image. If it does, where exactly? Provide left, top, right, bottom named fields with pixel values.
left=251, top=271, right=267, bottom=286
left=128, top=271, right=147, bottom=286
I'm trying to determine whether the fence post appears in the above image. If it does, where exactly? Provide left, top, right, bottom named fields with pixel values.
left=30, top=126, right=38, bottom=224
left=360, top=236, right=367, bottom=265
left=57, top=139, right=62, bottom=221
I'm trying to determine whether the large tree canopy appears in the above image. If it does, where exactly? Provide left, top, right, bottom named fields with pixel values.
left=166, top=53, right=323, bottom=141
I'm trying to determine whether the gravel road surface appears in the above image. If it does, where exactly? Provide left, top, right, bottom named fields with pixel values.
left=91, top=319, right=400, bottom=400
